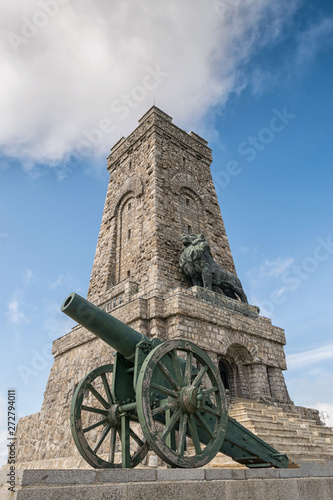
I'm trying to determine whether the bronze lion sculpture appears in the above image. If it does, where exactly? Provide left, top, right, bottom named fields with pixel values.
left=179, top=233, right=248, bottom=303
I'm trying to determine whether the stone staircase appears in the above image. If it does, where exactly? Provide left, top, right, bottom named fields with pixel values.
left=210, top=399, right=333, bottom=468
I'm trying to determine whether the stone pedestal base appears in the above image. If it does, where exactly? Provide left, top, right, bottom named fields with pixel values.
left=1, top=464, right=333, bottom=500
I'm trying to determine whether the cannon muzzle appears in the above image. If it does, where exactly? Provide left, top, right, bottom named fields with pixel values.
left=61, top=292, right=147, bottom=362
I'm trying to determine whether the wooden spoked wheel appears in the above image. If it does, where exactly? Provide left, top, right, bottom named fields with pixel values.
left=136, top=340, right=228, bottom=468
left=70, top=365, right=149, bottom=468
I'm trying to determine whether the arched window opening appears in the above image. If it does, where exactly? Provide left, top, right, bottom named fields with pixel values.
left=115, top=195, right=137, bottom=283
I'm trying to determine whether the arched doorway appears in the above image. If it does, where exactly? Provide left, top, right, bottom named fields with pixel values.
left=218, top=344, right=253, bottom=399
left=218, top=360, right=230, bottom=390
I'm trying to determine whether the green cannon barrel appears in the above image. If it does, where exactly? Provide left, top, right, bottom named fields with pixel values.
left=61, top=292, right=147, bottom=362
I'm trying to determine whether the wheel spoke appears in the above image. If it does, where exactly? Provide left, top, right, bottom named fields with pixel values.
left=83, top=418, right=108, bottom=434
left=129, top=427, right=144, bottom=447
left=108, top=427, right=117, bottom=463
left=152, top=400, right=179, bottom=416
left=117, top=428, right=122, bottom=442
left=101, top=373, right=113, bottom=405
left=161, top=408, right=181, bottom=441
left=88, top=384, right=110, bottom=409
left=185, top=351, right=193, bottom=385
left=203, top=386, right=218, bottom=396
left=194, top=412, right=214, bottom=439
left=192, top=365, right=208, bottom=388
left=188, top=414, right=201, bottom=454
left=176, top=413, right=188, bottom=455
left=94, top=424, right=111, bottom=453
left=157, top=362, right=181, bottom=391
left=169, top=350, right=183, bottom=386
left=150, top=383, right=178, bottom=399
left=202, top=404, right=221, bottom=417
left=81, top=405, right=108, bottom=416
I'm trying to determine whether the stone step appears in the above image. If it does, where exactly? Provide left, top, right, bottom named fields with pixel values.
left=227, top=399, right=333, bottom=464
left=231, top=416, right=327, bottom=432
left=256, top=428, right=320, bottom=438
left=258, top=435, right=313, bottom=445
left=237, top=419, right=301, bottom=431
left=271, top=444, right=326, bottom=453
left=230, top=406, right=319, bottom=424
left=255, top=427, right=331, bottom=441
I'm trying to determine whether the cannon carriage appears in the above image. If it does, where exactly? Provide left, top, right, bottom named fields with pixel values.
left=61, top=292, right=290, bottom=469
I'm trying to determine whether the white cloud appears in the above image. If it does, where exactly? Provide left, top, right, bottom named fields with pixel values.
left=48, top=272, right=78, bottom=290
left=295, top=16, right=333, bottom=69
left=24, top=269, right=34, bottom=286
left=247, top=257, right=294, bottom=288
left=0, top=0, right=305, bottom=174
left=315, top=403, right=333, bottom=427
left=260, top=258, right=294, bottom=278
left=6, top=269, right=35, bottom=327
left=251, top=11, right=333, bottom=92
left=6, top=298, right=27, bottom=325
left=286, top=367, right=333, bottom=428
left=286, top=342, right=333, bottom=369
left=240, top=245, right=261, bottom=255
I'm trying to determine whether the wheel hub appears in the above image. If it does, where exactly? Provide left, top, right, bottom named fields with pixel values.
left=179, top=386, right=206, bottom=413
left=108, top=404, right=121, bottom=427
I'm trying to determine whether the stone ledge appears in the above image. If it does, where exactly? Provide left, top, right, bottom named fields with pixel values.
left=1, top=467, right=333, bottom=500
left=156, top=468, right=205, bottom=481
left=97, top=468, right=157, bottom=483
left=205, top=469, right=246, bottom=480
left=190, top=286, right=260, bottom=318
left=245, top=468, right=280, bottom=479
left=1, top=461, right=332, bottom=488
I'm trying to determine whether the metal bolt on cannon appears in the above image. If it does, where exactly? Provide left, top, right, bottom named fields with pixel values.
left=61, top=292, right=290, bottom=469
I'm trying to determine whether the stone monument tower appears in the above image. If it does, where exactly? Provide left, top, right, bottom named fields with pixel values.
left=15, top=106, right=333, bottom=469
left=86, top=105, right=290, bottom=405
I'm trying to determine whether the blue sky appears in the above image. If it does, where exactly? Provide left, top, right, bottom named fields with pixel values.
left=1, top=0, right=333, bottom=465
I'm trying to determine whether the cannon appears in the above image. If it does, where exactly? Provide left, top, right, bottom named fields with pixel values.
left=61, top=292, right=290, bottom=469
